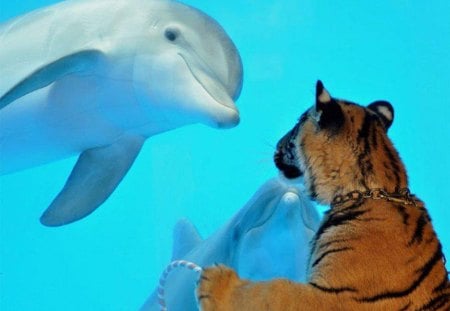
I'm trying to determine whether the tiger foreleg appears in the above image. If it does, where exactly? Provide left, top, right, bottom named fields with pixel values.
left=196, top=265, right=339, bottom=311
left=196, top=265, right=244, bottom=311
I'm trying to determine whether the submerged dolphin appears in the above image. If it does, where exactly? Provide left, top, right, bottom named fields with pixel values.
left=141, top=177, right=321, bottom=311
left=0, top=0, right=243, bottom=226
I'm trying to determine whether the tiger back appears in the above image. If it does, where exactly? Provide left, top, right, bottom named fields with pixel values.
left=197, top=81, right=449, bottom=311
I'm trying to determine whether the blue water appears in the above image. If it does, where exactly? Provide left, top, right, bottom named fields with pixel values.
left=1, top=1, right=449, bottom=310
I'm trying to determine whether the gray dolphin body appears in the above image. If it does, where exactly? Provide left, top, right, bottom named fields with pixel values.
left=141, top=177, right=321, bottom=311
left=0, top=0, right=242, bottom=226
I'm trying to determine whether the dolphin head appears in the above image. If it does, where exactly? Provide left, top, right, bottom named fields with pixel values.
left=131, top=0, right=243, bottom=131
left=231, top=177, right=320, bottom=282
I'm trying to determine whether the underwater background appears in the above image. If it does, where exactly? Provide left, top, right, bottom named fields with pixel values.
left=1, top=0, right=449, bottom=310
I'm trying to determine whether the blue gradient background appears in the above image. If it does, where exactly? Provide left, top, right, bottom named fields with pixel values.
left=0, top=1, right=449, bottom=310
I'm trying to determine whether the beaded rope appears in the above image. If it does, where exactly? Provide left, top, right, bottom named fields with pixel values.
left=158, top=260, right=203, bottom=311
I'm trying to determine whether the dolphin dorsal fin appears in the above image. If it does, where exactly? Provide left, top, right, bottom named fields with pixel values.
left=171, top=218, right=203, bottom=260
left=0, top=49, right=104, bottom=109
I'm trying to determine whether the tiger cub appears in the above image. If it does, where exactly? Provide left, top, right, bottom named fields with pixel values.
left=197, top=81, right=449, bottom=310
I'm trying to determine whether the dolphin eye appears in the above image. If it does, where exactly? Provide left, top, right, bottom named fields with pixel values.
left=164, top=28, right=179, bottom=42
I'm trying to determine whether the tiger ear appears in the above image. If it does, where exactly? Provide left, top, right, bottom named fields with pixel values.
left=367, top=100, right=394, bottom=130
left=316, top=80, right=331, bottom=104
left=314, top=80, right=344, bottom=131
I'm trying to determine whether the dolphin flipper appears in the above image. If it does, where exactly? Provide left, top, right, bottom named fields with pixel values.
left=40, top=135, right=145, bottom=226
left=0, top=50, right=104, bottom=109
left=171, top=218, right=203, bottom=260
left=140, top=219, right=203, bottom=311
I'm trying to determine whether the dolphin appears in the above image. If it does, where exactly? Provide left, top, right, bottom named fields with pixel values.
left=141, top=177, right=321, bottom=311
left=0, top=0, right=243, bottom=226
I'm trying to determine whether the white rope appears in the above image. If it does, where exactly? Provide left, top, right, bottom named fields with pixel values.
left=158, top=260, right=203, bottom=311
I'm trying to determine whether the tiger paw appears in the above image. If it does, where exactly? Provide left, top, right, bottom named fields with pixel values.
left=196, top=265, right=241, bottom=311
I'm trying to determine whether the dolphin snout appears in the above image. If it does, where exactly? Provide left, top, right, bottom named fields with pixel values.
left=178, top=52, right=241, bottom=128
left=213, top=108, right=240, bottom=129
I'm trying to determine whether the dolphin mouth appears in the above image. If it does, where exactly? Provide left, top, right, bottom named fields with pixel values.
left=178, top=52, right=238, bottom=113
left=242, top=178, right=317, bottom=233
left=244, top=190, right=317, bottom=234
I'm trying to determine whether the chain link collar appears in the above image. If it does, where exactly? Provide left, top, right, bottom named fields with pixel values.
left=332, top=188, right=421, bottom=207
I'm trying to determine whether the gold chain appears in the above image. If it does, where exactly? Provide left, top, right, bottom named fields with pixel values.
left=332, top=188, right=421, bottom=207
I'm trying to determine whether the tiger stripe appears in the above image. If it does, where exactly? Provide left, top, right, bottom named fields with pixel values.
left=196, top=81, right=449, bottom=311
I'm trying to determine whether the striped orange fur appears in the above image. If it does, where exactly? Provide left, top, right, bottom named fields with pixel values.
left=197, top=81, right=449, bottom=310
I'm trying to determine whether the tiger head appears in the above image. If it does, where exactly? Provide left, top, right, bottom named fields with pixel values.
left=274, top=81, right=408, bottom=205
